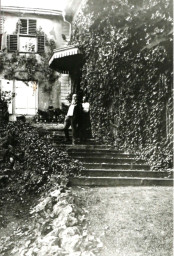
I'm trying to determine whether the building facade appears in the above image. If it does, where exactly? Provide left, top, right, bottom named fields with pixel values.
left=0, top=5, right=72, bottom=120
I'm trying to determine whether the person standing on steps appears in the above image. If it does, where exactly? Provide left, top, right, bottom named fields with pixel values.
left=80, top=95, right=91, bottom=143
left=63, top=94, right=82, bottom=145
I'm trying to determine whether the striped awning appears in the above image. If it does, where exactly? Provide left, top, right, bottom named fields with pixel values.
left=49, top=45, right=83, bottom=72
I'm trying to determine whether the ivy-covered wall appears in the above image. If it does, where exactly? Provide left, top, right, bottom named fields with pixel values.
left=71, top=0, right=173, bottom=169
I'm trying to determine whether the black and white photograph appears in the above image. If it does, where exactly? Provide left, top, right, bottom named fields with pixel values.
left=0, top=0, right=173, bottom=255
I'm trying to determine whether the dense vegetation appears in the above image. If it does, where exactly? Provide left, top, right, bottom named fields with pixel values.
left=71, top=0, right=173, bottom=170
left=0, top=122, right=100, bottom=256
left=0, top=121, right=82, bottom=195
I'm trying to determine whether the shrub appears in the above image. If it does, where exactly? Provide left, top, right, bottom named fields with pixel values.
left=0, top=121, right=83, bottom=194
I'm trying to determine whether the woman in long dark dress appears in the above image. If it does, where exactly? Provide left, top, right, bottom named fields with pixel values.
left=81, top=96, right=91, bottom=142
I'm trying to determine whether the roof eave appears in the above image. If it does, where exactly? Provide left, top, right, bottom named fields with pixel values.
left=1, top=6, right=63, bottom=16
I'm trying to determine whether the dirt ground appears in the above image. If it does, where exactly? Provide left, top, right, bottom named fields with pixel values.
left=72, top=186, right=173, bottom=256
left=0, top=186, right=173, bottom=256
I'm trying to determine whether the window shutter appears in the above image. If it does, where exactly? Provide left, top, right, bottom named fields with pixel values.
left=1, top=33, right=7, bottom=50
left=37, top=36, right=45, bottom=53
left=29, top=20, right=36, bottom=34
left=20, top=19, right=27, bottom=34
left=7, top=35, right=18, bottom=52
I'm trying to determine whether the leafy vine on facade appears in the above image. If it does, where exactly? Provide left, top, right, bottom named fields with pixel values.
left=71, top=0, right=173, bottom=170
left=0, top=27, right=58, bottom=82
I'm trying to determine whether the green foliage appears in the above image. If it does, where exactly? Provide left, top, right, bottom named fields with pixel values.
left=71, top=0, right=173, bottom=169
left=0, top=121, right=82, bottom=194
left=0, top=27, right=57, bottom=82
left=0, top=51, right=56, bottom=82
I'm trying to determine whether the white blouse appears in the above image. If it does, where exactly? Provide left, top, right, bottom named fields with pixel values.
left=82, top=102, right=90, bottom=113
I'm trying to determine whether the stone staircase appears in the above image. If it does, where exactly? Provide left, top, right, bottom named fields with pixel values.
left=65, top=145, right=173, bottom=186
left=34, top=123, right=173, bottom=187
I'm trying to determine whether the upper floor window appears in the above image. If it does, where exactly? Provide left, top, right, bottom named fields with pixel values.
left=19, top=19, right=37, bottom=35
left=7, top=19, right=45, bottom=53
left=1, top=18, right=42, bottom=53
left=7, top=34, right=45, bottom=53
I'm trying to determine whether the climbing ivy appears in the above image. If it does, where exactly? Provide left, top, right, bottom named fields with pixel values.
left=0, top=28, right=58, bottom=82
left=71, top=0, right=173, bottom=169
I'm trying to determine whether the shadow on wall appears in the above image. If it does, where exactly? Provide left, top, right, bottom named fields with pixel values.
left=39, top=80, right=61, bottom=111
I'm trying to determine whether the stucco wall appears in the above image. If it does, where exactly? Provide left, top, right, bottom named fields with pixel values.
left=2, top=12, right=66, bottom=48
left=0, top=8, right=71, bottom=116
left=38, top=79, right=61, bottom=111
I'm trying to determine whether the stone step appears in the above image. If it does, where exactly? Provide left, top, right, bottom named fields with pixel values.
left=59, top=144, right=121, bottom=150
left=83, top=163, right=150, bottom=170
left=81, top=169, right=172, bottom=178
left=34, top=126, right=172, bottom=186
left=68, top=151, right=136, bottom=158
left=69, top=177, right=173, bottom=186
left=71, top=156, right=145, bottom=164
left=44, top=133, right=72, bottom=138
left=52, top=139, right=97, bottom=145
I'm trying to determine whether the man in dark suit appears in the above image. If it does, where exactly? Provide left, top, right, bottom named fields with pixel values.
left=63, top=94, right=82, bottom=145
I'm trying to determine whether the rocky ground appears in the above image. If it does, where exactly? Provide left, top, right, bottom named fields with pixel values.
left=0, top=183, right=173, bottom=256
left=0, top=184, right=102, bottom=256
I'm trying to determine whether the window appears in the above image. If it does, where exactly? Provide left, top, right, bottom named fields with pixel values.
left=7, top=35, right=18, bottom=52
left=7, top=34, right=45, bottom=53
left=37, top=35, right=45, bottom=53
left=19, top=19, right=37, bottom=35
left=7, top=19, right=45, bottom=53
left=19, top=36, right=37, bottom=52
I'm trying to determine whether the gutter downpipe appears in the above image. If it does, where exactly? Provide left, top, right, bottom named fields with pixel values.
left=62, top=10, right=71, bottom=44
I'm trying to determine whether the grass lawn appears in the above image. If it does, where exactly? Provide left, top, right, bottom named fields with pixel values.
left=72, top=187, right=173, bottom=256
